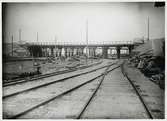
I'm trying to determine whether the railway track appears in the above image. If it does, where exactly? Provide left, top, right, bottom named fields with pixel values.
left=3, top=61, right=102, bottom=87
left=121, top=61, right=154, bottom=119
left=3, top=60, right=154, bottom=119
left=75, top=62, right=153, bottom=119
left=3, top=61, right=116, bottom=99
left=3, top=61, right=119, bottom=119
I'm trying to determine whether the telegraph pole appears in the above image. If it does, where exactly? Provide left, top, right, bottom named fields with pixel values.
left=86, top=19, right=88, bottom=65
left=37, top=32, right=38, bottom=43
left=11, top=35, right=14, bottom=57
left=19, top=29, right=21, bottom=42
left=55, top=35, right=57, bottom=58
left=147, top=17, right=150, bottom=41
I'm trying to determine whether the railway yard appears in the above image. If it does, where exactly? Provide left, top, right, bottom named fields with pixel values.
left=2, top=2, right=165, bottom=119
left=3, top=58, right=164, bottom=119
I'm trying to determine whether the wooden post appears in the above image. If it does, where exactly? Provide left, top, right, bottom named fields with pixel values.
left=11, top=35, right=14, bottom=56
left=148, top=17, right=149, bottom=41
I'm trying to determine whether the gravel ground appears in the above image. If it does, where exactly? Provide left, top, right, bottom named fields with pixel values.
left=18, top=77, right=102, bottom=119
left=80, top=66, right=149, bottom=119
left=123, top=61, right=164, bottom=119
left=3, top=59, right=115, bottom=118
left=3, top=58, right=99, bottom=80
left=3, top=59, right=114, bottom=97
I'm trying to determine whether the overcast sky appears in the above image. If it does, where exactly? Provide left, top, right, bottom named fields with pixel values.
left=3, top=2, right=165, bottom=44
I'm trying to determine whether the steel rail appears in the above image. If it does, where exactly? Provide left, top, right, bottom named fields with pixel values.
left=6, top=63, right=119, bottom=119
left=3, top=61, right=102, bottom=87
left=121, top=61, right=153, bottom=119
left=77, top=65, right=121, bottom=119
left=3, top=62, right=117, bottom=99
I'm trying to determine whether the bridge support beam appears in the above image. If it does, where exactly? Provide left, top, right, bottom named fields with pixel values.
left=51, top=47, right=54, bottom=57
left=71, top=48, right=74, bottom=56
left=93, top=48, right=96, bottom=57
left=76, top=48, right=79, bottom=56
left=41, top=47, right=43, bottom=57
left=69, top=48, right=72, bottom=57
left=64, top=48, right=67, bottom=57
left=89, top=48, right=96, bottom=57
left=55, top=50, right=58, bottom=57
left=102, top=47, right=108, bottom=59
left=128, top=46, right=132, bottom=57
left=110, top=49, right=113, bottom=56
left=80, top=48, right=84, bottom=55
left=116, top=46, right=121, bottom=59
left=58, top=48, right=62, bottom=57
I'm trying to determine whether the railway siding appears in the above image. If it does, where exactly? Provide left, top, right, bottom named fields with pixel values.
left=123, top=61, right=164, bottom=119
left=18, top=77, right=102, bottom=119
left=3, top=62, right=114, bottom=118
left=3, top=60, right=114, bottom=97
left=80, top=67, right=149, bottom=119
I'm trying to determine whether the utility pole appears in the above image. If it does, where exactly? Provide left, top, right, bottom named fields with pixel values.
left=86, top=19, right=88, bottom=65
left=55, top=35, right=57, bottom=58
left=11, top=35, right=14, bottom=57
left=147, top=17, right=150, bottom=41
left=37, top=32, right=38, bottom=43
left=19, top=29, right=21, bottom=42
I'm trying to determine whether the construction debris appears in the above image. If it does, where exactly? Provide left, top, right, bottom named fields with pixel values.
left=129, top=38, right=165, bottom=89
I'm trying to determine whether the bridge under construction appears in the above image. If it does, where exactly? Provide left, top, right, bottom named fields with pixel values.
left=21, top=41, right=134, bottom=59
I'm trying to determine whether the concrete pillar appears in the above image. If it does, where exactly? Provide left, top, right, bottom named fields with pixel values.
left=59, top=48, right=62, bottom=57
left=92, top=48, right=96, bottom=57
left=64, top=48, right=67, bottom=57
left=45, top=48, right=48, bottom=57
left=41, top=47, right=44, bottom=57
left=76, top=48, right=79, bottom=55
left=79, top=48, right=81, bottom=55
left=110, top=49, right=112, bottom=55
left=102, top=47, right=108, bottom=59
left=81, top=48, right=83, bottom=55
left=128, top=46, right=132, bottom=57
left=89, top=48, right=91, bottom=57
left=71, top=48, right=74, bottom=56
left=69, top=48, right=71, bottom=57
left=55, top=50, right=58, bottom=57
left=51, top=47, right=54, bottom=57
left=116, top=46, right=121, bottom=59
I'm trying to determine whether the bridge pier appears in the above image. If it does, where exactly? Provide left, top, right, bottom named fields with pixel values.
left=89, top=47, right=96, bottom=57
left=55, top=49, right=58, bottom=57
left=128, top=46, right=132, bottom=57
left=69, top=48, right=72, bottom=57
left=80, top=48, right=84, bottom=55
left=76, top=48, right=79, bottom=56
left=71, top=48, right=74, bottom=56
left=110, top=48, right=112, bottom=56
left=51, top=47, right=54, bottom=57
left=57, top=48, right=62, bottom=57
left=93, top=48, right=96, bottom=57
left=64, top=48, right=67, bottom=57
left=102, top=47, right=108, bottom=59
left=116, top=46, right=121, bottom=59
left=66, top=48, right=69, bottom=57
left=41, top=47, right=45, bottom=57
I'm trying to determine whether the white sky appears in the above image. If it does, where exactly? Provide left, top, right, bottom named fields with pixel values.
left=3, top=2, right=165, bottom=44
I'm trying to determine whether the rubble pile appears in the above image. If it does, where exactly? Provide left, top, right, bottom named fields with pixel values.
left=129, top=38, right=165, bottom=89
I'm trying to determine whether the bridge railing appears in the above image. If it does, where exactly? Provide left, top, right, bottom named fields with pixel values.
left=22, top=40, right=134, bottom=46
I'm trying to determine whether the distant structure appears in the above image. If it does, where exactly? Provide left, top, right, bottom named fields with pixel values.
left=20, top=41, right=134, bottom=59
